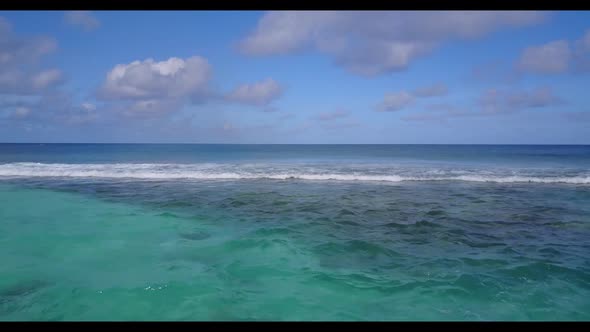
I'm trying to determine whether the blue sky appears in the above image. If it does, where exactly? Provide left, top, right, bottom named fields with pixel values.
left=0, top=10, right=589, bottom=144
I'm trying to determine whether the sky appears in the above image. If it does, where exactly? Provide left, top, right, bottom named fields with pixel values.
left=0, top=10, right=589, bottom=144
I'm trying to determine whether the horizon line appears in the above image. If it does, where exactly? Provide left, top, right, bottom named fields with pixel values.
left=1, top=142, right=589, bottom=146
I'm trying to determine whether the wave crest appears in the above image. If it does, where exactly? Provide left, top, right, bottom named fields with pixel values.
left=0, top=162, right=588, bottom=184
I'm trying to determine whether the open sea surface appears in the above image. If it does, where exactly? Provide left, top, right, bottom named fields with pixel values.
left=1, top=144, right=589, bottom=320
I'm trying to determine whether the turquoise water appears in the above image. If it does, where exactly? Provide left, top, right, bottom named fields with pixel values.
left=0, top=144, right=589, bottom=320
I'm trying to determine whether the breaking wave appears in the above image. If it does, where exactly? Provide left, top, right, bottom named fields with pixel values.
left=0, top=162, right=589, bottom=184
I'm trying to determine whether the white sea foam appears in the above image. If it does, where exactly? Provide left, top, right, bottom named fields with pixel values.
left=0, top=162, right=589, bottom=184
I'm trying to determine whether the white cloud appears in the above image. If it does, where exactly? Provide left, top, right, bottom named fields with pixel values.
left=376, top=91, right=415, bottom=112
left=515, top=29, right=590, bottom=75
left=517, top=40, right=571, bottom=74
left=125, top=99, right=183, bottom=117
left=98, top=58, right=284, bottom=118
left=32, top=69, right=64, bottom=89
left=223, top=122, right=234, bottom=131
left=576, top=29, right=590, bottom=53
left=402, top=87, right=563, bottom=122
left=99, top=56, right=212, bottom=101
left=321, top=121, right=361, bottom=130
left=574, top=29, right=590, bottom=72
left=1, top=93, right=101, bottom=126
left=402, top=112, right=449, bottom=123
left=413, top=83, right=448, bottom=97
left=0, top=17, right=62, bottom=95
left=278, top=113, right=295, bottom=120
left=376, top=83, right=449, bottom=113
left=226, top=78, right=283, bottom=106
left=470, top=60, right=522, bottom=84
left=506, top=86, right=563, bottom=108
left=59, top=102, right=99, bottom=124
left=316, top=109, right=349, bottom=121
left=377, top=82, right=560, bottom=116
left=263, top=106, right=279, bottom=113
left=81, top=102, right=96, bottom=112
left=239, top=11, right=546, bottom=76
left=12, top=106, right=30, bottom=118
left=402, top=103, right=473, bottom=122
left=0, top=18, right=57, bottom=63
left=64, top=11, right=100, bottom=31
left=563, top=111, right=590, bottom=122
left=480, top=86, right=562, bottom=114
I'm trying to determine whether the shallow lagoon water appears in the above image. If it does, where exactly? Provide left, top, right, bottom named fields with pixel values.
left=0, top=144, right=589, bottom=320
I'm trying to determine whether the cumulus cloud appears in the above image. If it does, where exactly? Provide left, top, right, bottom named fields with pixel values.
left=376, top=83, right=449, bottom=113
left=222, top=122, right=234, bottom=131
left=577, top=29, right=590, bottom=52
left=263, top=106, right=279, bottom=113
left=508, top=87, right=563, bottom=108
left=321, top=121, right=362, bottom=130
left=316, top=109, right=349, bottom=121
left=514, top=29, right=590, bottom=75
left=0, top=17, right=63, bottom=95
left=124, top=99, right=184, bottom=118
left=285, top=121, right=314, bottom=136
left=480, top=86, right=563, bottom=114
left=402, top=112, right=450, bottom=123
left=313, top=109, right=359, bottom=131
left=376, top=91, right=415, bottom=112
left=402, top=103, right=472, bottom=122
left=32, top=69, right=64, bottom=89
left=470, top=60, right=521, bottom=84
left=402, top=87, right=563, bottom=122
left=239, top=11, right=546, bottom=76
left=12, top=106, right=31, bottom=119
left=199, top=121, right=277, bottom=143
left=81, top=102, right=96, bottom=112
left=563, top=111, right=590, bottom=122
left=64, top=11, right=100, bottom=31
left=574, top=29, right=590, bottom=71
left=39, top=94, right=100, bottom=125
left=0, top=18, right=57, bottom=63
left=517, top=40, right=571, bottom=74
left=413, top=83, right=448, bottom=97
left=99, top=56, right=212, bottom=100
left=278, top=113, right=295, bottom=120
left=1, top=93, right=100, bottom=126
left=0, top=16, right=95, bottom=128
left=0, top=68, right=64, bottom=95
left=98, top=56, right=213, bottom=117
left=226, top=78, right=283, bottom=107
left=99, top=58, right=281, bottom=118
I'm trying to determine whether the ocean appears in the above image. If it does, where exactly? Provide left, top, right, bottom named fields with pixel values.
left=0, top=144, right=589, bottom=320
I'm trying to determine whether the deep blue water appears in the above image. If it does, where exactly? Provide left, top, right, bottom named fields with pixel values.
left=1, top=144, right=589, bottom=167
